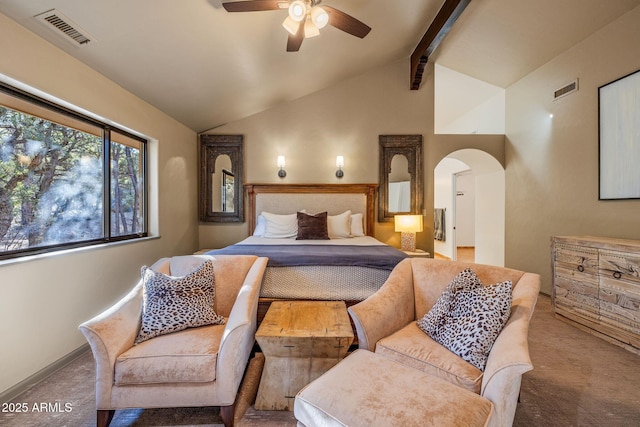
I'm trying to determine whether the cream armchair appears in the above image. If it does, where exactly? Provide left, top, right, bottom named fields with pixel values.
left=79, top=254, right=268, bottom=427
left=348, top=258, right=540, bottom=427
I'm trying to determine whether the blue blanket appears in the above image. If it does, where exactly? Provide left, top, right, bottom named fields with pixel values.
left=205, top=244, right=408, bottom=270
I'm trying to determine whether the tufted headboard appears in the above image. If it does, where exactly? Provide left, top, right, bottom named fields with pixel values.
left=245, top=184, right=378, bottom=236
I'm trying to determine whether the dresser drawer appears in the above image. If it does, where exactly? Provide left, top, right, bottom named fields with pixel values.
left=599, top=250, right=640, bottom=338
left=599, top=250, right=640, bottom=287
left=553, top=244, right=599, bottom=317
left=554, top=244, right=599, bottom=279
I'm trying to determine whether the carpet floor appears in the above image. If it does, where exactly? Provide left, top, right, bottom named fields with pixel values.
left=1, top=294, right=639, bottom=426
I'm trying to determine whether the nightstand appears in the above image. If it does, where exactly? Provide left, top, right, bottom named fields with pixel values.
left=403, top=249, right=431, bottom=258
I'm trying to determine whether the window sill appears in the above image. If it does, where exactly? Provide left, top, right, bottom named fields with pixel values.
left=0, top=235, right=160, bottom=268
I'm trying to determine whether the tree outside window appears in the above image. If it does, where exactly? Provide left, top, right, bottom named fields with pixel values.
left=0, top=85, right=147, bottom=259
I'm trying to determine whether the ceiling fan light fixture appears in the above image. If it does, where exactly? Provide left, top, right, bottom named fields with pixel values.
left=311, top=6, right=328, bottom=29
left=288, top=1, right=307, bottom=22
left=304, top=15, right=320, bottom=38
left=221, top=0, right=370, bottom=51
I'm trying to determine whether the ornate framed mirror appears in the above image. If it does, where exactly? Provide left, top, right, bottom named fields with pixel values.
left=199, top=134, right=244, bottom=222
left=378, top=135, right=423, bottom=222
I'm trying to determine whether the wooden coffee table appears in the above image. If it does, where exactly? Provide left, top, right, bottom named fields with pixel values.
left=254, top=300, right=354, bottom=411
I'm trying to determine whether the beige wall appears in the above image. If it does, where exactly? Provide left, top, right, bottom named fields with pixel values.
left=505, top=6, right=640, bottom=294
left=0, top=13, right=198, bottom=396
left=201, top=60, right=505, bottom=252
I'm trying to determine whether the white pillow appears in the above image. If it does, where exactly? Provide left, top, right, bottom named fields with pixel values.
left=253, top=214, right=266, bottom=237
left=262, top=211, right=298, bottom=238
left=328, top=210, right=352, bottom=239
left=350, top=213, right=365, bottom=237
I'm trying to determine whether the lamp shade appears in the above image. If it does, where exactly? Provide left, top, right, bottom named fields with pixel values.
left=288, top=1, right=306, bottom=22
left=304, top=16, right=320, bottom=38
left=311, top=6, right=329, bottom=29
left=394, top=215, right=423, bottom=233
left=277, top=156, right=285, bottom=168
left=282, top=16, right=300, bottom=35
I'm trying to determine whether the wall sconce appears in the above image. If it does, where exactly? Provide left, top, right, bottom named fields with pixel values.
left=277, top=155, right=286, bottom=178
left=335, top=155, right=344, bottom=178
left=394, top=215, right=423, bottom=252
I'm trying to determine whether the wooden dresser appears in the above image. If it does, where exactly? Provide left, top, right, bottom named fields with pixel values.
left=552, top=236, right=640, bottom=355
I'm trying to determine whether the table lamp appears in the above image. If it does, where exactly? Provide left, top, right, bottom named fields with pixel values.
left=394, top=215, right=423, bottom=252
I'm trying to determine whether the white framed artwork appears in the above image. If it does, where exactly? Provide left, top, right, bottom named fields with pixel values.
left=599, top=69, right=640, bottom=200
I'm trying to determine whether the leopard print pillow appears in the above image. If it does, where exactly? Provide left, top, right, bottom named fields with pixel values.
left=135, top=259, right=225, bottom=344
left=417, top=269, right=512, bottom=371
left=417, top=268, right=481, bottom=336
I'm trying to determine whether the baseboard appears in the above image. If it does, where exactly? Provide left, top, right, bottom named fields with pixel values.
left=0, top=343, right=90, bottom=404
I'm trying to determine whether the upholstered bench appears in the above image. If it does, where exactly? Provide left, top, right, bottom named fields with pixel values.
left=294, top=349, right=494, bottom=427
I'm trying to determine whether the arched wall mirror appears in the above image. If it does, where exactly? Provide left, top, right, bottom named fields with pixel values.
left=378, top=135, right=423, bottom=222
left=199, top=134, right=244, bottom=222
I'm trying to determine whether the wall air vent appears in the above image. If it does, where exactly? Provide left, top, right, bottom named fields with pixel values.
left=553, top=79, right=579, bottom=101
left=34, top=9, right=94, bottom=46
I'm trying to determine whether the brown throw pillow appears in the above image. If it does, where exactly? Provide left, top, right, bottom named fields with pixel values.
left=296, top=211, right=330, bottom=240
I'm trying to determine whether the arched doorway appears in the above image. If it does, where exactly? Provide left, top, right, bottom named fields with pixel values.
left=433, top=149, right=505, bottom=266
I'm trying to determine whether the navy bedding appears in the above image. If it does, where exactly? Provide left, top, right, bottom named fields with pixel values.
left=205, top=244, right=408, bottom=270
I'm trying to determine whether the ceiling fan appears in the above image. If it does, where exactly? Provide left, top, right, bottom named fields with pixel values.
left=222, top=0, right=371, bottom=52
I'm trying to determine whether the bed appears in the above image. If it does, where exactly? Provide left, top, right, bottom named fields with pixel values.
left=204, top=183, right=409, bottom=323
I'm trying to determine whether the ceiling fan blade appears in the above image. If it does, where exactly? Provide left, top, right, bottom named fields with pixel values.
left=323, top=6, right=371, bottom=39
left=286, top=21, right=304, bottom=52
left=222, top=1, right=286, bottom=12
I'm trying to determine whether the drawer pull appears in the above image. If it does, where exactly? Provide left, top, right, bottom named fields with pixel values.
left=577, top=265, right=585, bottom=272
left=613, top=271, right=622, bottom=279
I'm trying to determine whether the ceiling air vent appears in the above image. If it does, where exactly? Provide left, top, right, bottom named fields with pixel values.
left=34, top=9, right=94, bottom=46
left=553, top=79, right=579, bottom=101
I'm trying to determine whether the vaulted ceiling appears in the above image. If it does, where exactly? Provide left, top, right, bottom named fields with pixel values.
left=1, top=0, right=638, bottom=132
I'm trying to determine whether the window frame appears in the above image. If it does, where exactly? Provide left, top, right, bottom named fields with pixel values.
left=0, top=81, right=148, bottom=260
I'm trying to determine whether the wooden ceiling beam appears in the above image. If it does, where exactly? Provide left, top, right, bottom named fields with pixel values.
left=410, top=0, right=471, bottom=90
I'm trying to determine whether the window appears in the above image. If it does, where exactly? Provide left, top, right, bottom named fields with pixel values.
left=110, top=131, right=145, bottom=236
left=0, top=83, right=147, bottom=260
